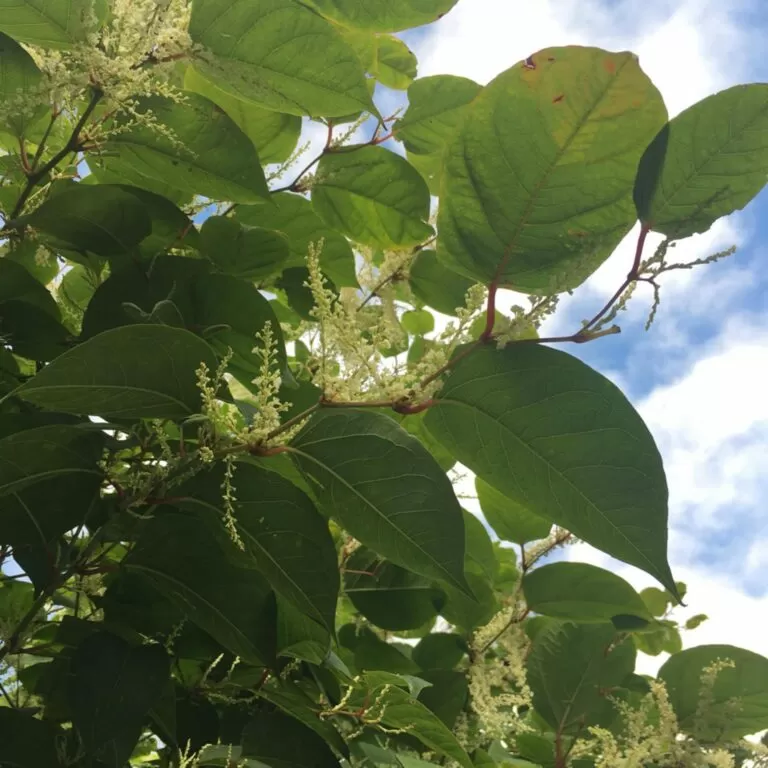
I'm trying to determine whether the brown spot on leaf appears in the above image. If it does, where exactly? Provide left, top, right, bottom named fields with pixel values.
left=603, top=58, right=616, bottom=74
left=552, top=94, right=565, bottom=104
left=548, top=57, right=556, bottom=62
left=523, top=55, right=536, bottom=70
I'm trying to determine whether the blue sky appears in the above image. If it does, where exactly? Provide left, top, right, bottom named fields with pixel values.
left=403, top=0, right=768, bottom=672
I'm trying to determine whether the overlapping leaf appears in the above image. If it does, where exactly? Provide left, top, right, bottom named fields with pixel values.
left=0, top=0, right=106, bottom=48
left=301, top=0, right=459, bottom=33
left=288, top=409, right=469, bottom=593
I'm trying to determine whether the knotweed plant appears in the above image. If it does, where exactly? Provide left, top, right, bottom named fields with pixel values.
left=0, top=2, right=765, bottom=767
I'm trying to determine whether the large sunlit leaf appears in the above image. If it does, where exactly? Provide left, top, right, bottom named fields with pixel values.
left=16, top=325, right=219, bottom=419
left=0, top=0, right=106, bottom=48
left=424, top=344, right=676, bottom=594
left=528, top=622, right=636, bottom=734
left=237, top=192, right=357, bottom=287
left=301, top=0, right=459, bottom=33
left=523, top=562, right=653, bottom=624
left=312, top=145, right=433, bottom=248
left=658, top=645, right=768, bottom=740
left=634, top=84, right=768, bottom=237
left=374, top=35, right=418, bottom=90
left=438, top=46, right=667, bottom=293
left=188, top=0, right=373, bottom=118
left=288, top=409, right=470, bottom=594
left=175, top=462, right=339, bottom=634
left=103, top=93, right=269, bottom=203
left=124, top=510, right=277, bottom=666
left=476, top=477, right=552, bottom=544
left=184, top=65, right=301, bottom=164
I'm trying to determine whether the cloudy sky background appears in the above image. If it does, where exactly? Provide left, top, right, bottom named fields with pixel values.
left=400, top=0, right=768, bottom=673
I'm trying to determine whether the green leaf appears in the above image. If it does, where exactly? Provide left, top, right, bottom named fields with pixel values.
left=188, top=0, right=373, bottom=118
left=685, top=613, right=709, bottom=630
left=242, top=710, right=341, bottom=767
left=402, top=309, right=434, bottom=335
left=200, top=215, right=290, bottom=280
left=276, top=594, right=331, bottom=664
left=417, top=669, right=468, bottom=728
left=412, top=633, right=467, bottom=671
left=374, top=35, right=418, bottom=90
left=301, top=0, right=459, bottom=33
left=237, top=192, right=357, bottom=287
left=634, top=84, right=768, bottom=237
left=358, top=673, right=473, bottom=768
left=258, top=683, right=349, bottom=759
left=0, top=300, right=68, bottom=360
left=639, top=586, right=669, bottom=617
left=24, top=183, right=152, bottom=258
left=104, top=93, right=269, bottom=203
left=184, top=65, right=301, bottom=164
left=312, top=145, right=433, bottom=248
left=16, top=325, right=218, bottom=420
left=528, top=622, right=636, bottom=734
left=354, top=629, right=420, bottom=674
left=69, top=631, right=170, bottom=766
left=0, top=257, right=61, bottom=318
left=523, top=562, right=652, bottom=624
left=3, top=240, right=58, bottom=285
left=424, top=344, right=676, bottom=594
left=0, top=708, right=62, bottom=768
left=658, top=645, right=768, bottom=740
left=288, top=409, right=470, bottom=594
left=124, top=510, right=276, bottom=666
left=0, top=0, right=105, bottom=48
left=344, top=547, right=444, bottom=631
left=0, top=32, right=46, bottom=137
left=438, top=47, right=667, bottom=293
left=395, top=75, right=481, bottom=156
left=0, top=423, right=102, bottom=498
left=81, top=258, right=286, bottom=378
left=462, top=508, right=496, bottom=584
left=176, top=462, right=339, bottom=635
left=476, top=477, right=551, bottom=545
left=0, top=425, right=103, bottom=549
left=398, top=410, right=456, bottom=472
left=409, top=249, right=474, bottom=317
left=440, top=571, right=498, bottom=631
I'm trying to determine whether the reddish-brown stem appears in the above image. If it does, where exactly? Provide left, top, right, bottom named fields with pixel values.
left=18, top=138, right=31, bottom=174
left=481, top=278, right=499, bottom=341
left=371, top=132, right=393, bottom=145
left=393, top=399, right=435, bottom=415
left=320, top=397, right=398, bottom=409
left=341, top=568, right=377, bottom=577
left=580, top=224, right=650, bottom=332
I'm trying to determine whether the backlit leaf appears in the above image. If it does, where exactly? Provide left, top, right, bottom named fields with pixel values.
left=438, top=46, right=667, bottom=293
left=189, top=0, right=373, bottom=118
left=0, top=0, right=106, bottom=48
left=409, top=249, right=475, bottom=317
left=301, top=0, right=460, bottom=33
left=634, top=84, right=768, bottom=237
left=312, top=145, right=433, bottom=248
left=0, top=32, right=45, bottom=136
left=104, top=93, right=269, bottom=203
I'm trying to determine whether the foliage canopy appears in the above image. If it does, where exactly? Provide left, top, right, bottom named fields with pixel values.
left=0, top=1, right=767, bottom=767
